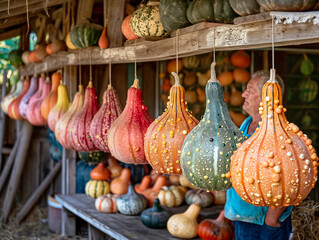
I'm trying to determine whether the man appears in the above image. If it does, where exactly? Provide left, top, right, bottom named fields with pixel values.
left=225, top=70, right=293, bottom=240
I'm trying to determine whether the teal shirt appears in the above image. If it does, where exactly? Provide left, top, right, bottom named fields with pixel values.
left=224, top=116, right=293, bottom=225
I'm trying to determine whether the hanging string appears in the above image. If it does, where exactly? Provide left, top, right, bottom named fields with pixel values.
left=26, top=0, right=30, bottom=34
left=175, top=29, right=180, bottom=74
left=79, top=51, right=82, bottom=85
left=44, top=0, right=50, bottom=17
left=7, top=0, right=10, bottom=15
left=89, top=50, right=92, bottom=82
left=271, top=15, right=275, bottom=70
left=134, top=40, right=137, bottom=80
left=213, top=27, right=216, bottom=63
left=109, top=49, right=112, bottom=86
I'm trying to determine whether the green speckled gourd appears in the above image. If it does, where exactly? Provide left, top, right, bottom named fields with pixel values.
left=131, top=1, right=167, bottom=37
left=70, top=23, right=103, bottom=48
left=180, top=62, right=245, bottom=191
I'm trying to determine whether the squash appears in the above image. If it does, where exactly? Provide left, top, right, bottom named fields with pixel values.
left=51, top=39, right=67, bottom=53
left=22, top=51, right=30, bottom=64
left=34, top=43, right=47, bottom=60
left=185, top=189, right=213, bottom=208
left=300, top=55, right=314, bottom=76
left=120, top=163, right=150, bottom=184
left=182, top=56, right=200, bottom=69
left=8, top=50, right=23, bottom=67
left=90, top=163, right=111, bottom=181
left=162, top=78, right=171, bottom=92
left=230, top=50, right=251, bottom=68
left=95, top=194, right=119, bottom=213
left=187, top=0, right=237, bottom=24
left=184, top=71, right=197, bottom=87
left=256, top=0, right=317, bottom=11
left=233, top=68, right=250, bottom=83
left=70, top=81, right=100, bottom=152
left=65, top=33, right=77, bottom=50
left=228, top=69, right=318, bottom=207
left=116, top=184, right=148, bottom=215
left=98, top=27, right=109, bottom=49
left=229, top=110, right=246, bottom=127
left=145, top=73, right=198, bottom=174
left=90, top=84, right=123, bottom=153
left=19, top=75, right=38, bottom=119
left=131, top=1, right=167, bottom=37
left=110, top=168, right=131, bottom=195
left=198, top=210, right=233, bottom=240
left=141, top=198, right=173, bottom=228
left=85, top=180, right=110, bottom=198
left=230, top=86, right=244, bottom=106
left=217, top=72, right=233, bottom=86
left=211, top=190, right=226, bottom=205
left=55, top=85, right=84, bottom=149
left=108, top=79, right=153, bottom=164
left=197, top=70, right=211, bottom=87
left=158, top=185, right=187, bottom=207
left=298, top=77, right=318, bottom=103
left=28, top=51, right=41, bottom=62
left=78, top=151, right=107, bottom=164
left=229, top=0, right=260, bottom=16
left=167, top=59, right=183, bottom=74
left=135, top=175, right=152, bottom=194
left=179, top=175, right=196, bottom=188
left=142, top=176, right=168, bottom=206
left=167, top=204, right=201, bottom=239
left=46, top=43, right=54, bottom=55
left=70, top=23, right=104, bottom=48
left=48, top=82, right=70, bottom=131
left=121, top=15, right=139, bottom=40
left=181, top=63, right=245, bottom=191
left=107, top=156, right=123, bottom=179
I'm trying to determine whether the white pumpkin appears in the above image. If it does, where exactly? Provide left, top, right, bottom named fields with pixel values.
left=95, top=194, right=119, bottom=213
left=22, top=51, right=30, bottom=64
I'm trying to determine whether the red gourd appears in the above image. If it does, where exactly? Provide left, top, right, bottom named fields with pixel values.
left=142, top=176, right=168, bottom=207
left=19, top=75, right=39, bottom=119
left=108, top=79, right=153, bottom=164
left=90, top=163, right=111, bottom=180
left=90, top=84, right=123, bottom=152
left=121, top=15, right=139, bottom=40
left=98, top=27, right=109, bottom=49
left=135, top=175, right=152, bottom=194
left=70, top=81, right=100, bottom=152
left=55, top=85, right=84, bottom=149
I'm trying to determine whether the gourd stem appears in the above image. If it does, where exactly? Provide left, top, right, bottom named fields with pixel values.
left=88, top=81, right=93, bottom=87
left=78, top=84, right=84, bottom=93
left=268, top=68, right=277, bottom=83
left=272, top=15, right=275, bottom=70
left=172, top=72, right=181, bottom=86
left=132, top=78, right=140, bottom=89
left=208, top=62, right=218, bottom=83
left=107, top=84, right=112, bottom=90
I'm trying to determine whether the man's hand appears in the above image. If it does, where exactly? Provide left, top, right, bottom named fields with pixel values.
left=264, top=207, right=286, bottom=227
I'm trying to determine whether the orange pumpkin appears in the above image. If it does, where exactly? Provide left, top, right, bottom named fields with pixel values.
left=217, top=71, right=233, bottom=86
left=46, top=44, right=54, bottom=55
left=162, top=79, right=171, bottom=92
left=145, top=73, right=198, bottom=175
left=90, top=163, right=111, bottom=180
left=167, top=59, right=183, bottom=74
left=233, top=68, right=250, bottom=83
left=228, top=69, right=318, bottom=207
left=110, top=168, right=131, bottom=195
left=230, top=50, right=251, bottom=68
left=34, top=43, right=47, bottom=60
left=28, top=51, right=41, bottom=62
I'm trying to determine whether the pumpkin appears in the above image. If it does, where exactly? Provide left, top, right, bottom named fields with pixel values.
left=230, top=86, right=244, bottom=106
left=233, top=68, right=250, bottom=83
left=135, top=175, right=152, bottom=194
left=110, top=168, right=131, bottom=195
left=196, top=87, right=206, bottom=103
left=107, top=156, right=123, bottom=179
left=22, top=51, right=30, bottom=64
left=8, top=49, right=23, bottom=67
left=48, top=82, right=70, bottom=131
left=141, top=198, right=173, bottom=228
left=181, top=63, right=245, bottom=191
left=211, top=190, right=226, bottom=205
left=184, top=71, right=197, bottom=87
left=185, top=189, right=213, bottom=208
left=217, top=72, right=233, bottom=86
left=121, top=15, right=139, bottom=40
left=108, top=79, right=153, bottom=164
left=145, top=73, right=198, bottom=175
left=198, top=210, right=233, bottom=240
left=55, top=85, right=84, bottom=149
left=85, top=180, right=110, bottom=198
left=228, top=69, right=318, bottom=207
left=158, top=185, right=187, bottom=207
left=142, top=176, right=168, bottom=207
left=229, top=0, right=260, bottom=16
left=90, top=84, right=123, bottom=153
left=229, top=110, right=246, bottom=127
left=78, top=151, right=107, bottom=164
left=90, top=163, right=111, bottom=181
left=300, top=55, right=314, bottom=76
left=95, top=194, right=119, bottom=213
left=179, top=174, right=196, bottom=188
left=1, top=82, right=20, bottom=114
left=70, top=81, right=100, bottom=152
left=46, top=44, right=54, bottom=55
left=230, top=50, right=251, bottom=68
left=162, top=78, right=171, bottom=92
left=34, top=43, right=47, bottom=60
left=256, top=0, right=317, bottom=11
left=65, top=33, right=77, bottom=50
left=167, top=204, right=201, bottom=239
left=185, top=89, right=197, bottom=104
left=98, top=27, right=109, bottom=49
left=187, top=0, right=237, bottom=24
left=183, top=56, right=200, bottom=69
left=70, top=23, right=104, bottom=48
left=167, top=59, right=183, bottom=74
left=197, top=70, right=211, bottom=87
left=19, top=75, right=38, bottom=119
left=41, top=70, right=62, bottom=120
left=116, top=184, right=148, bottom=215
left=28, top=51, right=41, bottom=62
left=51, top=40, right=67, bottom=53
left=159, top=0, right=190, bottom=32
left=299, top=77, right=318, bottom=103
left=131, top=1, right=167, bottom=37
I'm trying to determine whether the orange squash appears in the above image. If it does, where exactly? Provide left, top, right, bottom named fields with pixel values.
left=28, top=51, right=41, bottom=62
left=110, top=168, right=131, bottom=195
left=230, top=50, right=251, bottom=68
left=167, top=59, right=183, bottom=74
left=46, top=44, right=54, bottom=55
left=121, top=14, right=139, bottom=40
left=98, top=27, right=109, bottom=49
left=217, top=71, right=233, bottom=86
left=150, top=169, right=161, bottom=185
left=229, top=110, right=246, bottom=127
left=233, top=68, right=250, bottom=83
left=90, top=163, right=111, bottom=180
left=230, top=86, right=244, bottom=106
left=135, top=175, right=152, bottom=194
left=145, top=73, right=198, bottom=175
left=229, top=69, right=318, bottom=207
left=107, top=156, right=123, bottom=179
left=142, top=176, right=168, bottom=206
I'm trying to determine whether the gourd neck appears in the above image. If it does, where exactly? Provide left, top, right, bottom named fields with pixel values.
left=107, top=157, right=118, bottom=167
left=268, top=68, right=277, bottom=84
left=127, top=184, right=134, bottom=195
left=132, top=79, right=140, bottom=89
left=172, top=72, right=181, bottom=86
left=78, top=84, right=84, bottom=94
left=217, top=210, right=225, bottom=222
left=208, top=62, right=218, bottom=83
left=88, top=81, right=93, bottom=88
left=140, top=176, right=151, bottom=189
left=120, top=168, right=131, bottom=181
left=184, top=204, right=201, bottom=219
left=107, top=84, right=112, bottom=90
left=152, top=199, right=162, bottom=212
left=152, top=176, right=166, bottom=190
left=57, top=84, right=70, bottom=104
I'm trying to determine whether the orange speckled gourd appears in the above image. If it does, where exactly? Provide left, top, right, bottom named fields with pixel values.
left=145, top=72, right=198, bottom=174
left=229, top=69, right=318, bottom=207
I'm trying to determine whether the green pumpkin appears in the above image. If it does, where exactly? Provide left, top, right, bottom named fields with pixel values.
left=8, top=50, right=23, bottom=67
left=141, top=198, right=173, bottom=229
left=299, top=77, right=318, bottom=103
left=78, top=151, right=107, bottom=164
left=70, top=23, right=103, bottom=48
left=131, top=3, right=167, bottom=37
left=159, top=0, right=191, bottom=32
left=185, top=189, right=213, bottom=208
left=229, top=0, right=260, bottom=16
left=300, top=55, right=314, bottom=76
left=256, top=0, right=317, bottom=11
left=187, top=0, right=237, bottom=24
left=85, top=180, right=110, bottom=198
left=180, top=62, right=245, bottom=191
left=182, top=56, right=200, bottom=69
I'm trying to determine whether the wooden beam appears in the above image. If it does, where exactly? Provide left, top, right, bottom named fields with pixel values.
left=0, top=70, right=8, bottom=172
left=0, top=14, right=35, bottom=29
left=76, top=0, right=94, bottom=24
left=0, top=28, right=20, bottom=41
left=0, top=0, right=45, bottom=12
left=106, top=0, right=125, bottom=47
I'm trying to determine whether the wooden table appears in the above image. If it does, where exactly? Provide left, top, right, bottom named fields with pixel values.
left=56, top=194, right=224, bottom=240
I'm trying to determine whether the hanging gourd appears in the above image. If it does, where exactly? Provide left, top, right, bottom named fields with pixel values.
left=41, top=70, right=62, bottom=120
left=1, top=82, right=17, bottom=114
left=180, top=62, right=245, bottom=191
left=26, top=74, right=45, bottom=122
left=19, top=75, right=39, bottom=119
left=48, top=81, right=70, bottom=132
left=90, top=84, right=123, bottom=153
left=70, top=81, right=100, bottom=152
left=145, top=72, right=198, bottom=175
left=108, top=79, right=153, bottom=164
left=228, top=69, right=318, bottom=207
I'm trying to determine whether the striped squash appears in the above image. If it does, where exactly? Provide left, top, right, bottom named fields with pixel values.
left=95, top=194, right=119, bottom=213
left=158, top=186, right=187, bottom=207
left=69, top=23, right=103, bottom=49
left=299, top=77, right=318, bottom=103
left=182, top=56, right=200, bottom=69
left=85, top=180, right=110, bottom=198
left=185, top=189, right=213, bottom=208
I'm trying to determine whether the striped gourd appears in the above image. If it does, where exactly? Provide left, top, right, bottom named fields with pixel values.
left=95, top=194, right=119, bottom=213
left=299, top=77, right=318, bottom=103
left=182, top=56, right=200, bottom=69
left=185, top=189, right=213, bottom=208
left=158, top=186, right=187, bottom=207
left=69, top=23, right=103, bottom=49
left=85, top=180, right=110, bottom=198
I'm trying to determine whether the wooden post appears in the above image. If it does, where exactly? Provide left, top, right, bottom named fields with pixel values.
left=76, top=0, right=94, bottom=24
left=88, top=224, right=106, bottom=240
left=61, top=207, right=76, bottom=236
left=0, top=69, right=8, bottom=172
left=106, top=0, right=125, bottom=48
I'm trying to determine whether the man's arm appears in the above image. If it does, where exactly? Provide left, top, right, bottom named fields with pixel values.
left=264, top=207, right=286, bottom=227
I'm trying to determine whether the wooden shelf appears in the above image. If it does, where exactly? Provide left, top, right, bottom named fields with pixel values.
left=19, top=11, right=319, bottom=76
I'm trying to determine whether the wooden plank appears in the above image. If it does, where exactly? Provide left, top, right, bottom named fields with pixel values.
left=170, top=22, right=229, bottom=37
left=0, top=69, right=8, bottom=172
left=234, top=12, right=272, bottom=25
left=124, top=36, right=166, bottom=47
left=0, top=27, right=20, bottom=41
left=88, top=224, right=109, bottom=240
left=0, top=0, right=45, bottom=11
left=61, top=206, right=76, bottom=236
left=107, top=0, right=125, bottom=48
left=76, top=0, right=94, bottom=24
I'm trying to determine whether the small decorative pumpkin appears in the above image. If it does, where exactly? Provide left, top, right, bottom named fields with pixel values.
left=108, top=79, right=153, bottom=164
left=211, top=190, right=226, bottom=205
left=70, top=23, right=104, bottom=48
left=183, top=56, right=200, bottom=69
left=145, top=73, right=198, bottom=174
left=142, top=176, right=168, bottom=206
left=107, top=156, right=123, bottom=179
left=198, top=210, right=233, bottom=240
left=167, top=204, right=201, bottom=239
left=141, top=198, right=173, bottom=228
left=299, top=77, right=318, bottom=103
left=135, top=175, right=152, bottom=194
left=229, top=0, right=260, bottom=16
left=230, top=50, right=251, bottom=68
left=185, top=189, right=213, bottom=208
left=167, top=59, right=183, bottom=74
left=233, top=68, right=250, bottom=83
left=158, top=185, right=187, bottom=207
left=85, top=180, right=110, bottom=198
left=98, top=27, right=109, bottom=49
left=110, top=168, right=131, bottom=195
left=19, top=75, right=38, bottom=119
left=217, top=71, right=233, bottom=86
left=116, top=184, right=148, bottom=215
left=70, top=81, right=100, bottom=152
left=95, top=194, right=119, bottom=213
left=90, top=163, right=111, bottom=181
left=256, top=0, right=317, bottom=11
left=229, top=69, right=318, bottom=207
left=230, top=86, right=244, bottom=106
left=121, top=15, right=139, bottom=40
left=90, top=84, right=123, bottom=153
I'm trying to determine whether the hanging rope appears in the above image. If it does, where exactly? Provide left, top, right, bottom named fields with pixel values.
left=175, top=29, right=180, bottom=74
left=79, top=51, right=82, bottom=85
left=213, top=27, right=216, bottom=63
left=26, top=0, right=30, bottom=35
left=7, top=0, right=10, bottom=15
left=272, top=15, right=275, bottom=70
left=109, top=49, right=112, bottom=86
left=89, top=50, right=92, bottom=83
left=134, top=40, right=137, bottom=80
left=44, top=0, right=50, bottom=17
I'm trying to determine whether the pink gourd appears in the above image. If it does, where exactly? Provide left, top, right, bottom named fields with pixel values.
left=19, top=75, right=38, bottom=119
